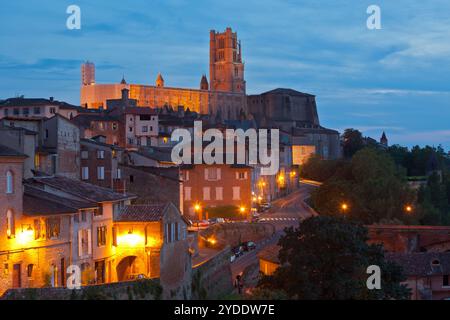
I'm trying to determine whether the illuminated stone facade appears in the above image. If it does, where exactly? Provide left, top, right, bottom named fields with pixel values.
left=80, top=28, right=247, bottom=120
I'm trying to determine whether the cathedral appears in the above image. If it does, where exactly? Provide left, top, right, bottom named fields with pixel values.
left=79, top=27, right=340, bottom=159
left=80, top=28, right=247, bottom=120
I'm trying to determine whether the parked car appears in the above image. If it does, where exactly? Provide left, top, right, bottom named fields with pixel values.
left=241, top=241, right=256, bottom=251
left=232, top=246, right=243, bottom=257
left=261, top=202, right=272, bottom=210
left=247, top=241, right=256, bottom=250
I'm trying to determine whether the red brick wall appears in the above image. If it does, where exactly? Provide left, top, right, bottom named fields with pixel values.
left=181, top=164, right=251, bottom=220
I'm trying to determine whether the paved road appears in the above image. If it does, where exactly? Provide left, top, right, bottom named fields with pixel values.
left=230, top=185, right=317, bottom=280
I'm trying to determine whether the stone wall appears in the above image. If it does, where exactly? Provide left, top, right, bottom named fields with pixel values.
left=200, top=222, right=276, bottom=248
left=191, top=247, right=233, bottom=299
left=0, top=279, right=162, bottom=300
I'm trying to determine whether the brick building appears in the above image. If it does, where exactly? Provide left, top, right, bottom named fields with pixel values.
left=180, top=164, right=252, bottom=220
left=80, top=136, right=125, bottom=192
left=0, top=145, right=27, bottom=294
left=119, top=165, right=181, bottom=209
left=79, top=28, right=247, bottom=120
left=38, top=115, right=81, bottom=179
left=113, top=203, right=191, bottom=288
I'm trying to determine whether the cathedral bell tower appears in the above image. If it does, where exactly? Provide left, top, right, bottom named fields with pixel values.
left=209, top=27, right=245, bottom=93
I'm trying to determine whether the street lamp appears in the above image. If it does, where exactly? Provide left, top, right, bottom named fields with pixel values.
left=341, top=203, right=349, bottom=213
left=405, top=205, right=413, bottom=214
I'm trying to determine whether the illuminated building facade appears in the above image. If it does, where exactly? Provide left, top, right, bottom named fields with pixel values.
left=80, top=28, right=247, bottom=120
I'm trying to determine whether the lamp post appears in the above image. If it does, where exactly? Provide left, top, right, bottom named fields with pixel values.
left=340, top=202, right=349, bottom=214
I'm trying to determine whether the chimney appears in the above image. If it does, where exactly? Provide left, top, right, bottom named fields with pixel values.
left=49, top=97, right=54, bottom=102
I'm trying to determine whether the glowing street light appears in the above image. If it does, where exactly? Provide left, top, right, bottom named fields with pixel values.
left=405, top=205, right=413, bottom=213
left=239, top=206, right=246, bottom=214
left=341, top=203, right=349, bottom=213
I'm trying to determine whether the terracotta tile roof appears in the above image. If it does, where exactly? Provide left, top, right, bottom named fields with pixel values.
left=27, top=175, right=135, bottom=203
left=386, top=252, right=450, bottom=277
left=115, top=204, right=169, bottom=222
left=23, top=185, right=97, bottom=216
left=0, top=144, right=28, bottom=158
left=258, top=244, right=281, bottom=264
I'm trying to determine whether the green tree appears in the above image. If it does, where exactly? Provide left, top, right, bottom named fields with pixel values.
left=311, top=148, right=415, bottom=224
left=342, top=129, right=364, bottom=159
left=257, top=216, right=411, bottom=300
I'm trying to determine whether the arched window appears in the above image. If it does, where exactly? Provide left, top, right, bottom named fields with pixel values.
left=6, top=209, right=15, bottom=238
left=6, top=170, right=13, bottom=194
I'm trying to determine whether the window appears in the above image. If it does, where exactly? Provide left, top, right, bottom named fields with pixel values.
left=23, top=108, right=29, bottom=115
left=203, top=187, right=210, bottom=201
left=13, top=108, right=19, bottom=115
left=236, top=172, right=247, bottom=180
left=116, top=168, right=122, bottom=179
left=216, top=187, right=223, bottom=200
left=142, top=126, right=148, bottom=132
left=112, top=123, right=118, bottom=130
left=94, top=206, right=103, bottom=217
left=97, top=167, right=105, bottom=180
left=129, top=175, right=134, bottom=183
left=140, top=115, right=151, bottom=121
left=81, top=150, right=89, bottom=159
left=129, top=126, right=133, bottom=132
left=33, top=107, right=40, bottom=115
left=184, top=171, right=189, bottom=181
left=97, top=226, right=107, bottom=247
left=6, top=210, right=15, bottom=238
left=78, top=229, right=91, bottom=257
left=205, top=168, right=220, bottom=181
left=46, top=218, right=60, bottom=239
left=81, top=167, right=89, bottom=180
left=232, top=186, right=240, bottom=200
left=97, top=150, right=105, bottom=159
left=27, top=264, right=34, bottom=278
left=444, top=275, right=450, bottom=287
left=112, top=227, right=117, bottom=246
left=184, top=187, right=191, bottom=201
left=33, top=219, right=41, bottom=240
left=4, top=109, right=8, bottom=117
left=6, top=170, right=13, bottom=193
left=49, top=107, right=56, bottom=114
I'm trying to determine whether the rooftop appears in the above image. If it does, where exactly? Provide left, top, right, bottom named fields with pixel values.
left=386, top=252, right=450, bottom=277
left=115, top=203, right=169, bottom=222
left=27, top=175, right=135, bottom=203
left=23, top=185, right=97, bottom=216
left=257, top=244, right=281, bottom=264
left=0, top=144, right=28, bottom=158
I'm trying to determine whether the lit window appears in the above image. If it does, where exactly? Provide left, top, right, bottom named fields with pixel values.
left=97, top=226, right=107, bottom=247
left=97, top=150, right=105, bottom=159
left=232, top=186, right=241, bottom=200
left=6, top=209, right=15, bottom=238
left=184, top=187, right=191, bottom=200
left=46, top=218, right=60, bottom=239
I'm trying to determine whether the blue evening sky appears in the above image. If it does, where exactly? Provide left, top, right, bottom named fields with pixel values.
left=1, top=0, right=449, bottom=149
